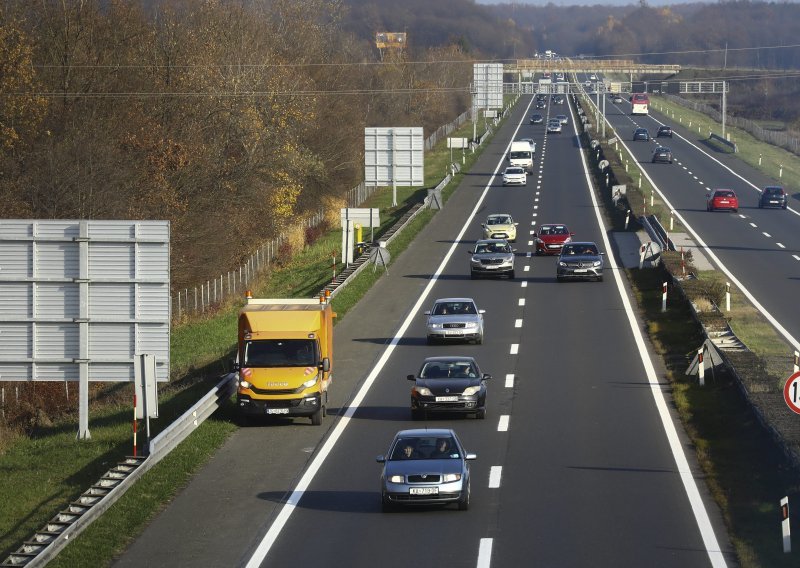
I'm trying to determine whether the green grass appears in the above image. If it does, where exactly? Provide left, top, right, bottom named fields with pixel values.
left=628, top=266, right=800, bottom=568
left=0, top=103, right=510, bottom=565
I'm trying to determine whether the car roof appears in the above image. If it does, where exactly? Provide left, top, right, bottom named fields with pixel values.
left=654, top=146, right=670, bottom=151
left=395, top=428, right=455, bottom=438
left=476, top=238, right=509, bottom=244
left=422, top=355, right=477, bottom=364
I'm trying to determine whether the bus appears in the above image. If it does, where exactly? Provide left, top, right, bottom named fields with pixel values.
left=630, top=93, right=649, bottom=115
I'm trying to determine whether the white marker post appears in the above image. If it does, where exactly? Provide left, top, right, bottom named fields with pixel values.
left=670, top=210, right=674, bottom=231
left=661, top=282, right=668, bottom=313
left=698, top=348, right=705, bottom=387
left=725, top=282, right=731, bottom=312
left=781, top=497, right=791, bottom=553
left=794, top=351, right=799, bottom=374
left=625, top=209, right=631, bottom=231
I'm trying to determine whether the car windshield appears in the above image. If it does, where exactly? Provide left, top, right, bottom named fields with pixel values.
left=243, top=339, right=318, bottom=367
left=487, top=216, right=511, bottom=225
left=562, top=244, right=597, bottom=255
left=420, top=361, right=479, bottom=379
left=390, top=436, right=460, bottom=460
left=475, top=242, right=509, bottom=254
left=433, top=302, right=476, bottom=316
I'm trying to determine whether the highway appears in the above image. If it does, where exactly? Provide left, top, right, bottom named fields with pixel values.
left=585, top=80, right=800, bottom=352
left=114, top=95, right=733, bottom=568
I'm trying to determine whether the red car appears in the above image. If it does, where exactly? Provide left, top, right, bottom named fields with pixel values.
left=706, top=189, right=739, bottom=212
left=535, top=223, right=573, bottom=255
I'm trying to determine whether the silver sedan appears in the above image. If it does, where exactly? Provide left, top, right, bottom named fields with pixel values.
left=425, top=298, right=485, bottom=344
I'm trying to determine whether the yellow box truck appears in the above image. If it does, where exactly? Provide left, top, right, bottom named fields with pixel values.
left=235, top=296, right=335, bottom=425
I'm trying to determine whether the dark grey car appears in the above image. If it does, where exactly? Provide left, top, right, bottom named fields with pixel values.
left=469, top=238, right=515, bottom=279
left=408, top=356, right=491, bottom=419
left=557, top=241, right=605, bottom=281
left=376, top=428, right=476, bottom=511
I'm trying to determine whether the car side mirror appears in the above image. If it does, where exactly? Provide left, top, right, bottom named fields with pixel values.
left=481, top=223, right=486, bottom=228
left=320, top=358, right=331, bottom=372
left=376, top=455, right=386, bottom=463
left=407, top=374, right=416, bottom=381
left=482, top=373, right=492, bottom=380
left=514, top=222, right=519, bottom=226
left=511, top=248, right=517, bottom=253
left=465, top=453, right=477, bottom=461
left=570, top=232, right=575, bottom=236
left=599, top=252, right=605, bottom=256
left=424, top=310, right=431, bottom=315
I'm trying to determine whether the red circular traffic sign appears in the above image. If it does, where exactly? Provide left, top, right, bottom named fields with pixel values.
left=783, top=371, right=800, bottom=415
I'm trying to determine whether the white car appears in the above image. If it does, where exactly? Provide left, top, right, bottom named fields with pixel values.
left=482, top=213, right=518, bottom=242
left=502, top=167, right=527, bottom=186
left=547, top=120, right=562, bottom=133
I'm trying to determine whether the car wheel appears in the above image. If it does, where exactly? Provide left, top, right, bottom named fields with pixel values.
left=457, top=481, right=470, bottom=511
left=426, top=336, right=436, bottom=345
left=509, top=270, right=515, bottom=279
left=732, top=208, right=738, bottom=213
left=476, top=408, right=486, bottom=420
left=311, top=406, right=323, bottom=426
left=382, top=494, right=395, bottom=513
left=411, top=408, right=423, bottom=421
left=470, top=271, right=477, bottom=280
left=597, top=274, right=604, bottom=282
left=475, top=334, right=483, bottom=345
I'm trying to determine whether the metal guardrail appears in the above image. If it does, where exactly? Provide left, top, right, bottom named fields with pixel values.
left=642, top=214, right=675, bottom=252
left=2, top=374, right=236, bottom=568
left=709, top=133, right=738, bottom=153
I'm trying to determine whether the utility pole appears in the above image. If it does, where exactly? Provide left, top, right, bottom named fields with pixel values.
left=722, top=80, right=727, bottom=139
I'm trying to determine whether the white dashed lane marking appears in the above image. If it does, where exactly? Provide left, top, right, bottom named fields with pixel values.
left=763, top=232, right=772, bottom=238
left=498, top=415, right=510, bottom=432
left=489, top=466, right=502, bottom=488
left=510, top=344, right=519, bottom=354
left=515, top=319, right=522, bottom=328
left=750, top=223, right=757, bottom=228
left=777, top=243, right=785, bottom=249
left=505, top=374, right=514, bottom=388
left=477, top=539, right=493, bottom=568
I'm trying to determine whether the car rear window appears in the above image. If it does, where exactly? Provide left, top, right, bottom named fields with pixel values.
left=717, top=190, right=735, bottom=197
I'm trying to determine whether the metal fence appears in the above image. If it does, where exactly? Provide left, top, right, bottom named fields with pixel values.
left=172, top=110, right=472, bottom=319
left=663, top=93, right=800, bottom=155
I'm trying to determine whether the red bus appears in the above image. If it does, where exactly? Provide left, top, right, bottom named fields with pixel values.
left=630, top=93, right=649, bottom=115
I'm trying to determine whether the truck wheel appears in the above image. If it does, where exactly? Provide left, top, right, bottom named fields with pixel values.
left=311, top=406, right=323, bottom=426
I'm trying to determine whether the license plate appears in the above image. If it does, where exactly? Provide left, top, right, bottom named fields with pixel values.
left=266, top=408, right=289, bottom=415
left=719, top=200, right=729, bottom=204
left=574, top=269, right=588, bottom=273
left=410, top=487, right=438, bottom=495
left=435, top=396, right=459, bottom=402
left=445, top=331, right=463, bottom=336
left=769, top=200, right=780, bottom=204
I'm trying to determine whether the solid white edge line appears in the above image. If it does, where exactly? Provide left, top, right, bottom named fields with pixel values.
left=244, top=97, right=538, bottom=568
left=498, top=415, right=510, bottom=432
left=477, top=538, right=493, bottom=568
left=488, top=466, right=503, bottom=488
left=505, top=374, right=514, bottom=388
left=571, top=99, right=728, bottom=567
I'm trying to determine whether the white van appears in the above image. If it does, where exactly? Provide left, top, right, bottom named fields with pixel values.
left=508, top=140, right=535, bottom=173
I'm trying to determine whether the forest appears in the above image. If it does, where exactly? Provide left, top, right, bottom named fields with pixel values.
left=1, top=0, right=799, bottom=293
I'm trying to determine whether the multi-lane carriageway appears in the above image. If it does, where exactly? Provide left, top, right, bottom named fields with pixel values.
left=113, top=95, right=737, bottom=568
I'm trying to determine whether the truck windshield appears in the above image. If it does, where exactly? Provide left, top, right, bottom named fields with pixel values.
left=244, top=339, right=318, bottom=367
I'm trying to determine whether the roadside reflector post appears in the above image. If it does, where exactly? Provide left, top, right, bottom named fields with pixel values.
left=698, top=348, right=705, bottom=386
left=133, top=391, right=138, bottom=457
left=725, top=282, right=731, bottom=312
left=650, top=190, right=654, bottom=207
left=759, top=153, right=763, bottom=166
left=670, top=210, right=674, bottom=231
left=780, top=164, right=784, bottom=178
left=794, top=351, right=799, bottom=374
left=638, top=175, right=642, bottom=189
left=661, top=281, right=668, bottom=313
left=782, top=497, right=791, bottom=553
left=625, top=209, right=631, bottom=231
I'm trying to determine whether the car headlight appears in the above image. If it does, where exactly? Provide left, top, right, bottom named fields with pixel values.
left=302, top=376, right=319, bottom=389
left=442, top=473, right=462, bottom=483
left=239, top=379, right=251, bottom=389
left=462, top=386, right=481, bottom=396
left=388, top=475, right=405, bottom=483
left=592, top=260, right=602, bottom=267
left=558, top=261, right=567, bottom=267
left=471, top=256, right=480, bottom=264
left=463, top=322, right=478, bottom=329
left=429, top=323, right=443, bottom=329
left=535, top=238, right=543, bottom=244
left=414, top=387, right=433, bottom=396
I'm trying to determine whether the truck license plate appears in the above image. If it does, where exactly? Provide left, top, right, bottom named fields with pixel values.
left=410, top=487, right=438, bottom=495
left=266, top=408, right=289, bottom=415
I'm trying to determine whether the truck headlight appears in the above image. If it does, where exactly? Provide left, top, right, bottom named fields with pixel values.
left=462, top=386, right=481, bottom=396
left=302, top=376, right=319, bottom=389
left=239, top=379, right=251, bottom=389
left=414, top=387, right=433, bottom=396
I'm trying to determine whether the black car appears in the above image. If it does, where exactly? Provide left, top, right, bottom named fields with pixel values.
left=536, top=100, right=546, bottom=109
left=758, top=186, right=788, bottom=209
left=656, top=125, right=673, bottom=138
left=408, top=356, right=491, bottom=419
left=633, top=128, right=650, bottom=141
left=652, top=146, right=673, bottom=164
left=530, top=113, right=544, bottom=124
